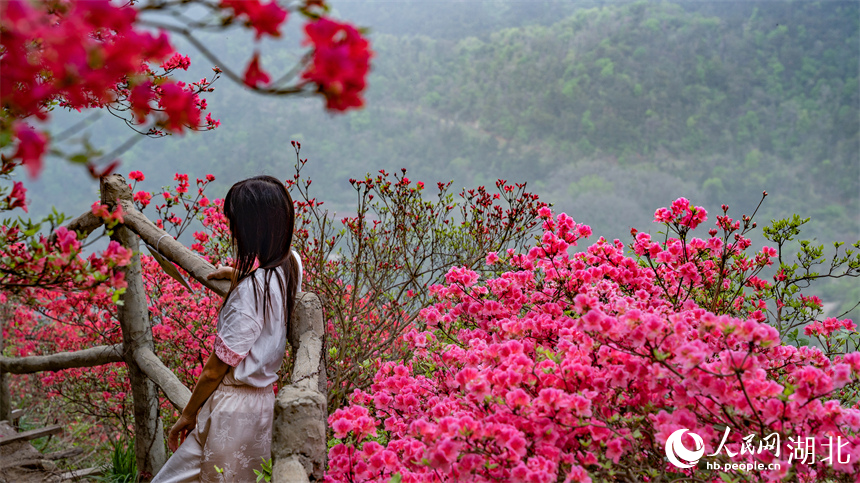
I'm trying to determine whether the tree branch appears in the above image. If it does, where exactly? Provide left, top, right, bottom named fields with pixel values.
left=0, top=344, right=123, bottom=374
left=48, top=210, right=104, bottom=245
left=133, top=347, right=191, bottom=411
left=101, top=174, right=230, bottom=297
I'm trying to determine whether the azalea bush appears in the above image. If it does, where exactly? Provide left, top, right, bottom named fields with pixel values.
left=325, top=202, right=860, bottom=483
left=287, top=144, right=549, bottom=409
left=633, top=193, right=860, bottom=351
left=0, top=203, right=131, bottom=293
left=5, top=156, right=859, bottom=482
left=2, top=174, right=220, bottom=443
left=3, top=159, right=547, bottom=438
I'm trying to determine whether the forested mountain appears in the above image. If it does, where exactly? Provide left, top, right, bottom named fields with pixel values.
left=352, top=0, right=859, bottom=240
left=27, top=0, right=859, bottom=246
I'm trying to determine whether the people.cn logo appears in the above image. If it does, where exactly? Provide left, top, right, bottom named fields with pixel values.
left=665, top=429, right=705, bottom=468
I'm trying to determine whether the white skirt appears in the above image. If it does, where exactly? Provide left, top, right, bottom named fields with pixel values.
left=152, top=379, right=275, bottom=483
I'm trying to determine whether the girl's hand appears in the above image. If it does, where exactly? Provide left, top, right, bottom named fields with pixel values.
left=207, top=264, right=234, bottom=280
left=168, top=413, right=196, bottom=452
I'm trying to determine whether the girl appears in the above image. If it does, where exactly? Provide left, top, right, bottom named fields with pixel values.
left=153, top=175, right=302, bottom=483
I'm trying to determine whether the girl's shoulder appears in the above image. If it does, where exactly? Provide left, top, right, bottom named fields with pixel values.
left=232, top=250, right=302, bottom=297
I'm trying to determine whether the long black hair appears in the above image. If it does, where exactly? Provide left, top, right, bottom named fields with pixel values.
left=221, top=175, right=298, bottom=329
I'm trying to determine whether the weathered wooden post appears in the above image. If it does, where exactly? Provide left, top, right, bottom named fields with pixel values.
left=271, top=292, right=328, bottom=483
left=101, top=175, right=166, bottom=478
left=0, top=307, right=10, bottom=423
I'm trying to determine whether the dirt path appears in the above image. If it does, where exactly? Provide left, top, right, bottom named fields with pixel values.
left=0, top=422, right=87, bottom=483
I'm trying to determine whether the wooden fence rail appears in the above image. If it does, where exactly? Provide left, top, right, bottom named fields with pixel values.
left=0, top=344, right=124, bottom=374
left=0, top=174, right=327, bottom=482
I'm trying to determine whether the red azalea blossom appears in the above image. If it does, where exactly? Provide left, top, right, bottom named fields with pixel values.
left=158, top=83, right=201, bottom=132
left=13, top=124, right=48, bottom=178
left=205, top=112, right=220, bottom=129
left=5, top=181, right=28, bottom=212
left=243, top=52, right=271, bottom=88
left=129, top=81, right=155, bottom=123
left=133, top=190, right=152, bottom=208
left=161, top=52, right=191, bottom=71
left=249, top=1, right=288, bottom=39
left=220, top=0, right=288, bottom=39
left=91, top=201, right=110, bottom=219
left=52, top=226, right=80, bottom=254
left=301, top=17, right=372, bottom=111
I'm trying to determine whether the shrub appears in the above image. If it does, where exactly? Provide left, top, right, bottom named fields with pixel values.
left=326, top=201, right=860, bottom=483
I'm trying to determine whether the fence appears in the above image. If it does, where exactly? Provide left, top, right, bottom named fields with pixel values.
left=0, top=174, right=327, bottom=482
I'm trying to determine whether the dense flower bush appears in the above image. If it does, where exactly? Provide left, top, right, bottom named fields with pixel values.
left=6, top=241, right=224, bottom=429
left=0, top=197, right=133, bottom=295
left=4, top=158, right=858, bottom=482
left=325, top=203, right=860, bottom=483
left=3, top=160, right=548, bottom=444
left=287, top=147, right=548, bottom=409
left=632, top=194, right=860, bottom=358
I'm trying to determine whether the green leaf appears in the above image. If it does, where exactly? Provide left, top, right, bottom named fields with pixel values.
left=0, top=129, right=12, bottom=148
left=69, top=153, right=90, bottom=164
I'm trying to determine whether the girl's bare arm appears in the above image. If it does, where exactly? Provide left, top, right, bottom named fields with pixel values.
left=167, top=351, right=231, bottom=451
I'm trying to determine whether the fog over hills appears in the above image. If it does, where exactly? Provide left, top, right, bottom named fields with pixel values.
left=23, top=0, right=859, bottom=309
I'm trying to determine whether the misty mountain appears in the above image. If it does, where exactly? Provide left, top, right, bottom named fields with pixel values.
left=25, top=1, right=859, bottom=246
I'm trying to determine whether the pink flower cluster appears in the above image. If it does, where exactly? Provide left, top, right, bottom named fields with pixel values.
left=326, top=208, right=860, bottom=483
left=2, top=181, right=28, bottom=212
left=629, top=198, right=790, bottom=321
left=806, top=318, right=858, bottom=337
left=91, top=201, right=125, bottom=228
left=9, top=124, right=48, bottom=178
left=302, top=17, right=372, bottom=111
left=220, top=0, right=289, bottom=40
left=0, top=0, right=217, bottom=177
left=653, top=197, right=708, bottom=229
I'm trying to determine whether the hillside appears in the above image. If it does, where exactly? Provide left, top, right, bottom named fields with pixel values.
left=26, top=0, right=859, bottom=244
left=361, top=1, right=858, bottom=238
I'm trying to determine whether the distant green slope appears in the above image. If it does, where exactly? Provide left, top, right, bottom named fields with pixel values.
left=26, top=0, right=859, bottom=244
left=368, top=1, right=858, bottom=204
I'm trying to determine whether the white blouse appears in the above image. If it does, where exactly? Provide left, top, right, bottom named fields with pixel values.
left=213, top=252, right=302, bottom=387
